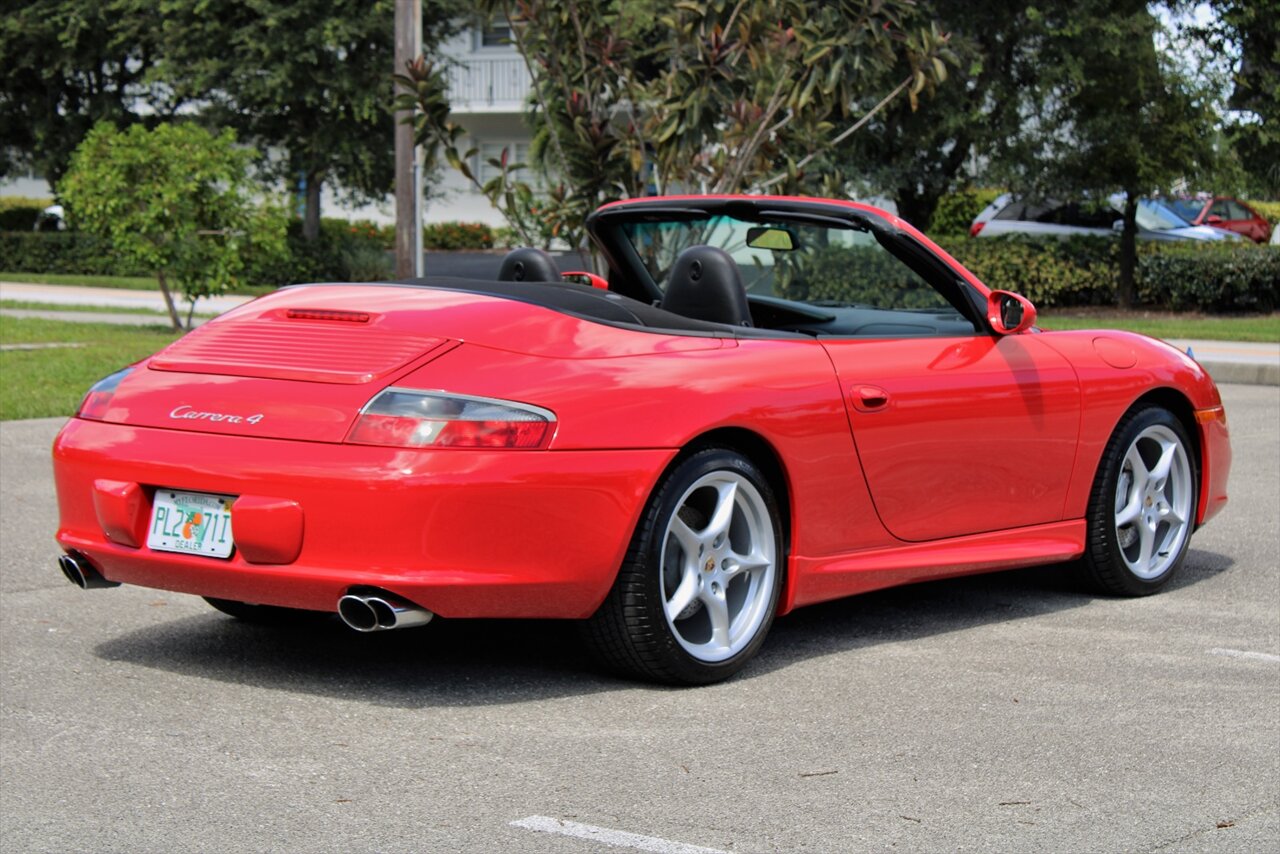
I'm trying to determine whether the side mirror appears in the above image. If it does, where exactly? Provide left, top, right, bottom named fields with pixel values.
left=1206, top=214, right=1223, bottom=224
left=987, top=290, right=1037, bottom=335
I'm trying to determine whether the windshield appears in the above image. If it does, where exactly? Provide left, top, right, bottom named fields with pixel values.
left=620, top=214, right=952, bottom=311
left=1165, top=199, right=1204, bottom=222
left=1132, top=200, right=1195, bottom=231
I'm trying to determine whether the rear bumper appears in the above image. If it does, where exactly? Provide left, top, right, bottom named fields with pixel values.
left=53, top=419, right=671, bottom=618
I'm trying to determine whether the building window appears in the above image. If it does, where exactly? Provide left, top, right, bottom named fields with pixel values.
left=475, top=19, right=513, bottom=49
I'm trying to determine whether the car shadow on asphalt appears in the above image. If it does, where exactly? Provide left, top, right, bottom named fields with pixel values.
left=92, top=548, right=1233, bottom=706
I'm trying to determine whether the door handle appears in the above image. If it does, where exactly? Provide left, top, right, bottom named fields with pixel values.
left=851, top=385, right=889, bottom=412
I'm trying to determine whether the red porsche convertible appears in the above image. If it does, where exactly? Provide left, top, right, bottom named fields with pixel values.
left=52, top=195, right=1231, bottom=684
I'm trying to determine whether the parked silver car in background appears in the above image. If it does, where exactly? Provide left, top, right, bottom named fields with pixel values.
left=970, top=194, right=1242, bottom=242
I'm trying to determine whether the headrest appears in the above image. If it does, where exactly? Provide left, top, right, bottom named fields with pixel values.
left=498, top=247, right=561, bottom=282
left=660, top=245, right=752, bottom=327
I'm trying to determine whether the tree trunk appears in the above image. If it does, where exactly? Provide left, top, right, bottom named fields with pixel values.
left=1118, top=192, right=1138, bottom=309
left=894, top=186, right=941, bottom=233
left=156, top=269, right=184, bottom=331
left=302, top=171, right=323, bottom=242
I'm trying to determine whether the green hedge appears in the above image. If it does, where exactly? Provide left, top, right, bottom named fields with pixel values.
left=1, top=219, right=394, bottom=286
left=1249, top=200, right=1280, bottom=227
left=935, top=235, right=1279, bottom=312
left=0, top=206, right=44, bottom=231
left=0, top=231, right=152, bottom=276
left=422, top=221, right=495, bottom=250
left=930, top=188, right=1006, bottom=236
left=1137, top=242, right=1279, bottom=312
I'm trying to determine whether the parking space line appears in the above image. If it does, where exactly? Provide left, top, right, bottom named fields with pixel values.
left=510, top=815, right=728, bottom=854
left=1208, top=647, right=1280, bottom=663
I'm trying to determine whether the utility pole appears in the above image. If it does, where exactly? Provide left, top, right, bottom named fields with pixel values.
left=394, top=0, right=423, bottom=278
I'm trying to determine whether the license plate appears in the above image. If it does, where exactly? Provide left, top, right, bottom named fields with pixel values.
left=147, top=489, right=236, bottom=559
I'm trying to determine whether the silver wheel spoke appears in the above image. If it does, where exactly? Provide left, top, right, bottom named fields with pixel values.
left=1124, top=444, right=1150, bottom=491
left=1115, top=495, right=1143, bottom=527
left=1136, top=517, right=1157, bottom=571
left=705, top=481, right=738, bottom=543
left=1149, top=440, right=1178, bottom=485
left=664, top=567, right=699, bottom=622
left=704, top=590, right=731, bottom=650
left=669, top=515, right=703, bottom=557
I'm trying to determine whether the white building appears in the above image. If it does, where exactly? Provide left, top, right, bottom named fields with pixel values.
left=336, top=19, right=532, bottom=227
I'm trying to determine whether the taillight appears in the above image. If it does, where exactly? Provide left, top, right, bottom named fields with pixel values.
left=346, top=389, right=555, bottom=449
left=969, top=221, right=986, bottom=237
left=77, top=367, right=134, bottom=421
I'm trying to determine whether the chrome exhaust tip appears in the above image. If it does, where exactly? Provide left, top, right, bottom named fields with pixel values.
left=337, top=589, right=433, bottom=632
left=57, top=552, right=120, bottom=589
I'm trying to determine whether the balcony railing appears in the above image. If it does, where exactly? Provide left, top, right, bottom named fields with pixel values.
left=447, top=58, right=532, bottom=110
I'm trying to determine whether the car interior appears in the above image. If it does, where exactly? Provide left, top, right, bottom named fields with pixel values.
left=380, top=200, right=991, bottom=340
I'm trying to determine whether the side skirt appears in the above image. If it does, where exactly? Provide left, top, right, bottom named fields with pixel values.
left=783, top=520, right=1085, bottom=613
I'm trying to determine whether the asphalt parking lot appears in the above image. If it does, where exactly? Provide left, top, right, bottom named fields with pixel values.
left=1, top=384, right=1276, bottom=853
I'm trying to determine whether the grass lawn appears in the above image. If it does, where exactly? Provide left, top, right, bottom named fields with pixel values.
left=0, top=299, right=209, bottom=318
left=1038, top=310, right=1280, bottom=342
left=0, top=271, right=276, bottom=297
left=0, top=316, right=181, bottom=420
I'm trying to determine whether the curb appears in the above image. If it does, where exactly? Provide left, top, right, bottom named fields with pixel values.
left=1197, top=360, right=1280, bottom=387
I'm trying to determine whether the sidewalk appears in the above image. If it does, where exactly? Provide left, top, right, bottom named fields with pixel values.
left=3, top=280, right=1277, bottom=385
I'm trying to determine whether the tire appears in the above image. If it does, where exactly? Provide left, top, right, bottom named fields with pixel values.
left=1080, top=405, right=1197, bottom=596
left=584, top=448, right=784, bottom=684
left=203, top=597, right=324, bottom=625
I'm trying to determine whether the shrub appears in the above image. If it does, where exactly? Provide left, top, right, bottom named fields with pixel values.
left=422, top=221, right=495, bottom=250
left=0, top=231, right=151, bottom=276
left=0, top=205, right=45, bottom=231
left=929, top=188, right=1006, bottom=237
left=1137, top=242, right=1280, bottom=312
left=0, top=195, right=53, bottom=210
left=934, top=235, right=1119, bottom=307
left=58, top=121, right=287, bottom=328
left=1249, top=200, right=1280, bottom=227
left=934, top=235, right=1279, bottom=312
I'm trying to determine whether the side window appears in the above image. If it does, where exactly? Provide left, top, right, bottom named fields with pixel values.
left=1209, top=200, right=1233, bottom=220
left=770, top=230, right=954, bottom=311
left=1226, top=200, right=1251, bottom=220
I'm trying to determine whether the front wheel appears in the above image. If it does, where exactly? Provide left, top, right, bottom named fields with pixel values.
left=584, top=448, right=784, bottom=684
left=1080, top=405, right=1197, bottom=596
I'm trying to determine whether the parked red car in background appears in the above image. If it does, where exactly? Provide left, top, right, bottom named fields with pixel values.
left=1166, top=196, right=1273, bottom=243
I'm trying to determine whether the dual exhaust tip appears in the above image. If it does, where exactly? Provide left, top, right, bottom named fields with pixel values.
left=58, top=553, right=430, bottom=634
left=337, top=588, right=433, bottom=632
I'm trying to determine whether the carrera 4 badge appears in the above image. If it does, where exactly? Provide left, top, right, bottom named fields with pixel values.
left=169, top=405, right=264, bottom=425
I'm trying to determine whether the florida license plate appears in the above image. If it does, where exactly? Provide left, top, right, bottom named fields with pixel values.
left=147, top=489, right=236, bottom=559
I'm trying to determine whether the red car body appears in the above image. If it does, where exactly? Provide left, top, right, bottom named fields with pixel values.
left=1169, top=196, right=1273, bottom=243
left=52, top=195, right=1231, bottom=681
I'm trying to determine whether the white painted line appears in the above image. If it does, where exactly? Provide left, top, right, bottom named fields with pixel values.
left=1209, top=647, right=1280, bottom=664
left=510, top=815, right=728, bottom=854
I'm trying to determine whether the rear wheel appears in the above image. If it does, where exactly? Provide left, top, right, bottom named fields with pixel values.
left=1080, top=405, right=1197, bottom=596
left=203, top=597, right=324, bottom=625
left=584, top=448, right=784, bottom=684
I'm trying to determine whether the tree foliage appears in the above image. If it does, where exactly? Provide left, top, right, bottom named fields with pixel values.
left=1196, top=0, right=1280, bottom=196
left=996, top=0, right=1219, bottom=306
left=154, top=0, right=459, bottom=241
left=58, top=122, right=287, bottom=329
left=837, top=1, right=1050, bottom=231
left=399, top=0, right=954, bottom=251
left=0, top=0, right=174, bottom=183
